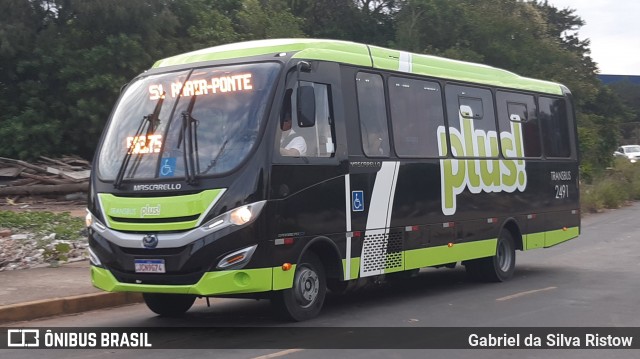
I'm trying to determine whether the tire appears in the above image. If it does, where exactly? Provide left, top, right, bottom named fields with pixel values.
left=465, top=230, right=516, bottom=282
left=143, top=293, right=196, bottom=317
left=272, top=252, right=327, bottom=321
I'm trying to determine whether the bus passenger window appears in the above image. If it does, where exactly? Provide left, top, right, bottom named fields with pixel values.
left=278, top=83, right=335, bottom=158
left=388, top=77, right=445, bottom=157
left=445, top=85, right=497, bottom=158
left=356, top=72, right=390, bottom=157
left=509, top=102, right=541, bottom=157
left=496, top=92, right=541, bottom=158
left=279, top=89, right=306, bottom=156
left=539, top=97, right=571, bottom=158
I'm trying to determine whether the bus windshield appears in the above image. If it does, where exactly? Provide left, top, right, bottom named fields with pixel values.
left=98, top=62, right=280, bottom=181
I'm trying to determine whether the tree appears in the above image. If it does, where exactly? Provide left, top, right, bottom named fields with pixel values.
left=1, top=0, right=193, bottom=159
left=609, top=80, right=640, bottom=124
left=287, top=0, right=396, bottom=46
left=0, top=0, right=631, bottom=175
left=235, top=0, right=304, bottom=40
left=393, top=0, right=624, bottom=177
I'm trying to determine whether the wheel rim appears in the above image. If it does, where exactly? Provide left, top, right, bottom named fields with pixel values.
left=293, top=265, right=320, bottom=308
left=497, top=239, right=513, bottom=272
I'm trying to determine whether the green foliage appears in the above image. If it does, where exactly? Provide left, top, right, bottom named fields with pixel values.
left=0, top=210, right=84, bottom=241
left=0, top=0, right=631, bottom=176
left=289, top=0, right=397, bottom=46
left=42, top=242, right=72, bottom=263
left=0, top=0, right=187, bottom=159
left=235, top=0, right=305, bottom=40
left=608, top=80, right=640, bottom=123
left=580, top=159, right=640, bottom=213
left=394, top=0, right=620, bottom=175
left=608, top=80, right=640, bottom=144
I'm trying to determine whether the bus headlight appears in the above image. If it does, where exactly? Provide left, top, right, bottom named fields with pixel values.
left=230, top=206, right=253, bottom=225
left=85, top=210, right=106, bottom=231
left=85, top=209, right=93, bottom=228
left=204, top=201, right=266, bottom=232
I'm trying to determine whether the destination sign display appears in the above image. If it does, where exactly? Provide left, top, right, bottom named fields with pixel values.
left=149, top=73, right=253, bottom=100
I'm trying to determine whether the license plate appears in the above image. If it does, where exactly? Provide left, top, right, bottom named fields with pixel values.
left=134, top=259, right=166, bottom=273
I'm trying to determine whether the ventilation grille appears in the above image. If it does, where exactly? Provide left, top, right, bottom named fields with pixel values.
left=385, top=232, right=403, bottom=269
left=361, top=231, right=403, bottom=275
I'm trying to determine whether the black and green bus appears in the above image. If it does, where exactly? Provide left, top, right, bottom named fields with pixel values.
left=87, top=39, right=580, bottom=321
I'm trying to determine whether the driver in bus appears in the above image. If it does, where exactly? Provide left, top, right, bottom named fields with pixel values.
left=280, top=112, right=307, bottom=156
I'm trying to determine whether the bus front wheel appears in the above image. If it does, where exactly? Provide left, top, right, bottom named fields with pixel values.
left=143, top=293, right=196, bottom=317
left=465, top=230, right=516, bottom=282
left=272, top=252, right=327, bottom=321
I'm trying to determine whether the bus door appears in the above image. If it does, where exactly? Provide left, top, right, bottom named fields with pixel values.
left=348, top=71, right=404, bottom=278
left=269, top=60, right=348, bottom=252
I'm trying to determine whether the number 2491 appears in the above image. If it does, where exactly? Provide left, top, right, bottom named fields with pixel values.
left=555, top=184, right=569, bottom=199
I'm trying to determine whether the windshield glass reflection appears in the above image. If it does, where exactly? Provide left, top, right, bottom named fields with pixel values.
left=98, top=62, right=280, bottom=181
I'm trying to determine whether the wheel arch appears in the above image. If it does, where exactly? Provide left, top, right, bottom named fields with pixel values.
left=500, top=217, right=523, bottom=251
left=298, top=236, right=344, bottom=281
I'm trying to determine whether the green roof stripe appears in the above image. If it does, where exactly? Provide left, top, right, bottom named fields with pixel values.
left=152, top=38, right=564, bottom=95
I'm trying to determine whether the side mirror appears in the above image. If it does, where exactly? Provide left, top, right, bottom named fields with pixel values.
left=296, top=85, right=316, bottom=128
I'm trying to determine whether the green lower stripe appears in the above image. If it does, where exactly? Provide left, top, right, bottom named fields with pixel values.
left=91, top=266, right=272, bottom=295
left=544, top=226, right=579, bottom=247
left=525, top=232, right=545, bottom=250
left=341, top=257, right=361, bottom=280
left=92, top=227, right=580, bottom=295
left=405, top=239, right=497, bottom=270
left=523, top=226, right=580, bottom=250
left=273, top=264, right=296, bottom=290
left=384, top=252, right=405, bottom=274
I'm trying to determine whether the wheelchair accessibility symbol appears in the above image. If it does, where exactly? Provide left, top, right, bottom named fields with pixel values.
left=352, top=190, right=364, bottom=212
left=159, top=157, right=176, bottom=177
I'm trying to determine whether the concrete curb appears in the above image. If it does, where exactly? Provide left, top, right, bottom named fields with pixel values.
left=0, top=292, right=143, bottom=324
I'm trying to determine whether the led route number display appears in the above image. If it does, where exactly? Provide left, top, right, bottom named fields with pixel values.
left=126, top=135, right=162, bottom=154
left=149, top=73, right=253, bottom=100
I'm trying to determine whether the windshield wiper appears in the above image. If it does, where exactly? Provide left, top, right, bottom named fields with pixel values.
left=201, top=138, right=228, bottom=175
left=177, top=95, right=199, bottom=185
left=113, top=94, right=164, bottom=189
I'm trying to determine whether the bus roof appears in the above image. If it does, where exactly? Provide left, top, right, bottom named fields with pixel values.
left=152, top=38, right=564, bottom=95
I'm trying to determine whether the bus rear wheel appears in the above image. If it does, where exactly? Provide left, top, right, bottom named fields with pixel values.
left=143, top=293, right=196, bottom=316
left=465, top=230, right=516, bottom=282
left=272, top=252, right=326, bottom=321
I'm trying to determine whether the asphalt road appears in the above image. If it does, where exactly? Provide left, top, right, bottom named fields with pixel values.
left=4, top=202, right=640, bottom=358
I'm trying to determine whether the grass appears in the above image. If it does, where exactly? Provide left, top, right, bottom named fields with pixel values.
left=0, top=211, right=86, bottom=265
left=580, top=159, right=640, bottom=213
left=0, top=210, right=85, bottom=241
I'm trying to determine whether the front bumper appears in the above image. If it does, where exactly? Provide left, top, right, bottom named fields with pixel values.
left=91, top=265, right=296, bottom=296
left=91, top=265, right=298, bottom=296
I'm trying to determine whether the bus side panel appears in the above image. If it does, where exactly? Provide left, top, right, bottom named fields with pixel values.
left=269, top=165, right=347, bottom=238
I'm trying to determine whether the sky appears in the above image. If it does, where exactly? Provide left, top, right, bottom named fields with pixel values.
left=547, top=0, right=640, bottom=75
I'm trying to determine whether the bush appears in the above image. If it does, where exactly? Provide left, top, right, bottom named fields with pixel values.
left=580, top=184, right=604, bottom=213
left=598, top=178, right=628, bottom=208
left=580, top=159, right=640, bottom=212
